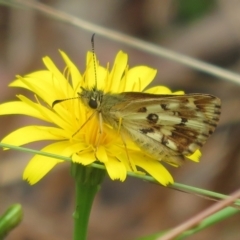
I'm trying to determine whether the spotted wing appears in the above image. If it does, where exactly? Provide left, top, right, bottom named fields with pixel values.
left=112, top=92, right=221, bottom=165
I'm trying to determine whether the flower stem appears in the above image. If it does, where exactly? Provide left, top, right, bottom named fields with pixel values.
left=71, top=163, right=105, bottom=240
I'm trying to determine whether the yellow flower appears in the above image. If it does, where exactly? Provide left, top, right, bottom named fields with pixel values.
left=0, top=51, right=200, bottom=185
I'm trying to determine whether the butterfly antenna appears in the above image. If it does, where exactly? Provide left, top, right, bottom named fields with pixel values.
left=91, top=34, right=98, bottom=89
left=52, top=97, right=80, bottom=108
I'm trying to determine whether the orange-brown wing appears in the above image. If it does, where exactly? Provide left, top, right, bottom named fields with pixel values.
left=110, top=93, right=221, bottom=165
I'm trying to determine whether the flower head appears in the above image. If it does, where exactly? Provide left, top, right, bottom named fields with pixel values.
left=0, top=51, right=200, bottom=185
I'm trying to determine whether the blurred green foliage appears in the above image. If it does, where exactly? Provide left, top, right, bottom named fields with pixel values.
left=176, top=0, right=216, bottom=23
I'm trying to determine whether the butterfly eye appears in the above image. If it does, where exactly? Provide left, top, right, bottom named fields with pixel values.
left=89, top=97, right=98, bottom=109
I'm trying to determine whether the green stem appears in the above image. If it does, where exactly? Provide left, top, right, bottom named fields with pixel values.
left=71, top=163, right=105, bottom=240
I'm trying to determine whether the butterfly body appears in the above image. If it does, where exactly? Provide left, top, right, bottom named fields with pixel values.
left=79, top=87, right=221, bottom=165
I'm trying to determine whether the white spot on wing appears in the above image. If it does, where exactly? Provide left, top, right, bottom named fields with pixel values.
left=167, top=102, right=180, bottom=109
left=160, top=127, right=173, bottom=136
left=189, top=143, right=199, bottom=152
left=145, top=132, right=163, bottom=142
left=185, top=119, right=206, bottom=129
left=166, top=139, right=178, bottom=151
left=158, top=115, right=182, bottom=125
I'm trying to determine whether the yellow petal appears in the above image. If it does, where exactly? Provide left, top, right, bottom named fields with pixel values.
left=23, top=141, right=74, bottom=184
left=85, top=52, right=108, bottom=90
left=96, top=146, right=108, bottom=163
left=23, top=156, right=61, bottom=185
left=186, top=150, right=201, bottom=162
left=104, top=156, right=127, bottom=181
left=134, top=153, right=174, bottom=186
left=2, top=96, right=74, bottom=131
left=145, top=86, right=185, bottom=95
left=13, top=74, right=71, bottom=106
left=124, top=66, right=157, bottom=92
left=17, top=95, right=74, bottom=132
left=0, top=96, right=74, bottom=131
left=10, top=71, right=52, bottom=90
left=116, top=153, right=134, bottom=171
left=59, top=50, right=83, bottom=91
left=73, top=151, right=96, bottom=165
left=145, top=86, right=172, bottom=94
left=43, top=56, right=72, bottom=98
left=0, top=101, right=46, bottom=121
left=173, top=90, right=184, bottom=95
left=108, top=51, right=128, bottom=92
left=1, top=126, right=68, bottom=147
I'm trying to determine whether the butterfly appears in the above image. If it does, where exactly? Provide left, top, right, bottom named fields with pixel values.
left=77, top=87, right=221, bottom=165
left=53, top=35, right=221, bottom=166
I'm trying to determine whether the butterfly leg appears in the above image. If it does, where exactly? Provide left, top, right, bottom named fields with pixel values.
left=72, top=111, right=96, bottom=137
left=119, top=132, right=138, bottom=172
left=93, top=112, right=105, bottom=160
left=117, top=117, right=123, bottom=135
left=95, top=112, right=103, bottom=147
left=116, top=118, right=137, bottom=172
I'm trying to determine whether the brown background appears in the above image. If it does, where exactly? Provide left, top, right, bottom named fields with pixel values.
left=0, top=0, right=240, bottom=239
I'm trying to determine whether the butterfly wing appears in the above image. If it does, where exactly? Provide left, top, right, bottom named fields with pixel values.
left=107, top=92, right=221, bottom=165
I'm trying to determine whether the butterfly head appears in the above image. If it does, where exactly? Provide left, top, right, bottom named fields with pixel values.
left=79, top=86, right=103, bottom=110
